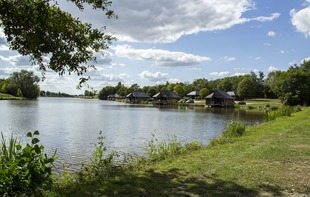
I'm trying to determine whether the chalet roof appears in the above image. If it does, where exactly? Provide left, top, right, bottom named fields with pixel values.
left=227, top=91, right=236, bottom=97
left=205, top=90, right=234, bottom=100
left=187, top=90, right=200, bottom=96
left=153, top=90, right=181, bottom=99
left=126, top=91, right=149, bottom=98
left=108, top=93, right=120, bottom=98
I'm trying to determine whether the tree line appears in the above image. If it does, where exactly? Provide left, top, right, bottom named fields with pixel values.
left=0, top=60, right=309, bottom=105
left=98, top=60, right=310, bottom=106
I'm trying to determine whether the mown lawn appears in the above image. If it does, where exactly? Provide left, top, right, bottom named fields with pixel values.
left=57, top=108, right=310, bottom=196
left=243, top=98, right=282, bottom=109
left=0, top=93, right=24, bottom=100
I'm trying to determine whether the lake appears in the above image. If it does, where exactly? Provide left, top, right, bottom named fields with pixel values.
left=0, top=97, right=265, bottom=169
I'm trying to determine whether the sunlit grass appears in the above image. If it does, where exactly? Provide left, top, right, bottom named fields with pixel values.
left=0, top=93, right=24, bottom=100
left=240, top=98, right=282, bottom=110
left=51, top=108, right=310, bottom=196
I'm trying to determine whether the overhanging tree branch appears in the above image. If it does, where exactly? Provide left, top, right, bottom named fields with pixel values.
left=0, top=0, right=116, bottom=86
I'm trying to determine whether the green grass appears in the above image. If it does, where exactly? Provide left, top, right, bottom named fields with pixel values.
left=53, top=107, right=310, bottom=196
left=240, top=98, right=282, bottom=110
left=0, top=93, right=24, bottom=100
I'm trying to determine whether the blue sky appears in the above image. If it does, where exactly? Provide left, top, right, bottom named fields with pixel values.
left=0, top=0, right=310, bottom=94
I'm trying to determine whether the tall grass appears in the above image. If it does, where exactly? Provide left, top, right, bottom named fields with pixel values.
left=0, top=133, right=20, bottom=163
left=209, top=121, right=246, bottom=146
left=145, top=133, right=203, bottom=162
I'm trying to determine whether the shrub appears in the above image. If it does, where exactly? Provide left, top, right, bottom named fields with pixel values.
left=266, top=105, right=302, bottom=121
left=66, top=131, right=120, bottom=184
left=209, top=121, right=246, bottom=147
left=0, top=131, right=57, bottom=196
left=247, top=105, right=255, bottom=110
left=222, top=121, right=246, bottom=138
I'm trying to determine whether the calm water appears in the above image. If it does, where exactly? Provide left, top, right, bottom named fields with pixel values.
left=0, top=97, right=265, bottom=169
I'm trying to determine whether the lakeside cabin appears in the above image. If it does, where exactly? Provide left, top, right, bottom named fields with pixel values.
left=205, top=90, right=235, bottom=108
left=107, top=94, right=121, bottom=101
left=187, top=90, right=200, bottom=99
left=153, top=90, right=181, bottom=105
left=126, top=91, right=150, bottom=103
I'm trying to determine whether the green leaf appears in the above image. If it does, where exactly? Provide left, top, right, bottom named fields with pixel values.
left=32, top=138, right=40, bottom=144
left=34, top=145, right=41, bottom=154
left=34, top=130, right=40, bottom=135
left=16, top=144, right=22, bottom=150
left=26, top=132, right=32, bottom=138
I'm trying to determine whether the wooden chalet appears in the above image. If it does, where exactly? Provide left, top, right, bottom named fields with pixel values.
left=187, top=90, right=200, bottom=99
left=107, top=94, right=122, bottom=101
left=205, top=90, right=235, bottom=107
left=153, top=90, right=181, bottom=105
left=126, top=91, right=150, bottom=103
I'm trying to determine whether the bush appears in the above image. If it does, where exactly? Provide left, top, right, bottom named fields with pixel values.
left=266, top=105, right=302, bottom=121
left=0, top=131, right=57, bottom=196
left=222, top=121, right=246, bottom=138
left=246, top=105, right=255, bottom=110
left=61, top=131, right=120, bottom=186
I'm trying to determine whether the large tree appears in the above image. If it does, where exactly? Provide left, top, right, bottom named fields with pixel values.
left=0, top=0, right=116, bottom=85
left=7, top=70, right=40, bottom=99
left=278, top=63, right=310, bottom=106
left=237, top=77, right=255, bottom=100
left=98, top=86, right=115, bottom=100
left=173, top=84, right=185, bottom=97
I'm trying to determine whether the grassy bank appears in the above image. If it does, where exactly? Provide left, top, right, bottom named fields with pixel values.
left=53, top=107, right=310, bottom=196
left=0, top=93, right=24, bottom=100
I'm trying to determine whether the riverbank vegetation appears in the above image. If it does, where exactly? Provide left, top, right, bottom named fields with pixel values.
left=1, top=106, right=309, bottom=196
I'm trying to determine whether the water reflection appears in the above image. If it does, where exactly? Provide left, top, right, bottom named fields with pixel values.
left=0, top=98, right=265, bottom=169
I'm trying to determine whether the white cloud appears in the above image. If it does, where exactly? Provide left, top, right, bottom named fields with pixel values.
left=92, top=73, right=130, bottom=82
left=301, top=57, right=310, bottom=63
left=267, top=31, right=276, bottom=37
left=168, top=78, right=181, bottom=84
left=113, top=45, right=210, bottom=67
left=251, top=69, right=260, bottom=73
left=0, top=45, right=9, bottom=51
left=290, top=5, right=310, bottom=37
left=0, top=28, right=7, bottom=45
left=264, top=42, right=271, bottom=46
left=139, top=70, right=168, bottom=82
left=233, top=72, right=247, bottom=76
left=255, top=56, right=261, bottom=60
left=249, top=13, right=280, bottom=22
left=280, top=50, right=285, bottom=54
left=60, top=1, right=279, bottom=43
left=187, top=67, right=201, bottom=71
left=209, top=71, right=230, bottom=77
left=0, top=54, right=31, bottom=66
left=268, top=66, right=279, bottom=72
left=92, top=50, right=113, bottom=66
left=223, top=56, right=236, bottom=62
